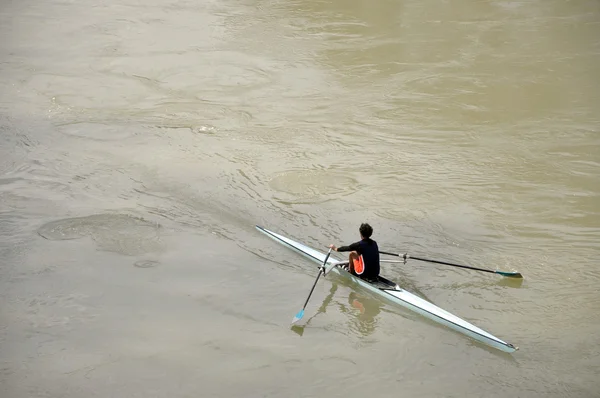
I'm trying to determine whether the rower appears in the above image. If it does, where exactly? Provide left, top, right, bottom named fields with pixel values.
left=328, top=223, right=380, bottom=281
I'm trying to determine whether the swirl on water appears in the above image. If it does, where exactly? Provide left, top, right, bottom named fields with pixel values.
left=133, top=260, right=160, bottom=268
left=37, top=213, right=164, bottom=256
left=57, top=122, right=137, bottom=142
left=269, top=169, right=358, bottom=205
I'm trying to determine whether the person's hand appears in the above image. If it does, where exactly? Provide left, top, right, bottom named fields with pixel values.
left=328, top=244, right=337, bottom=251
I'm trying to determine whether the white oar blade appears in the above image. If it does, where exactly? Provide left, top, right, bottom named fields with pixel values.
left=292, top=309, right=305, bottom=324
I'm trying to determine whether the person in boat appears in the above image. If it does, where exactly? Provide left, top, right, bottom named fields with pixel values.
left=328, top=223, right=380, bottom=281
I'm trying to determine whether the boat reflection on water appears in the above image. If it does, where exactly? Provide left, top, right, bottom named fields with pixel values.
left=291, top=282, right=383, bottom=338
left=290, top=283, right=339, bottom=336
left=344, top=291, right=383, bottom=337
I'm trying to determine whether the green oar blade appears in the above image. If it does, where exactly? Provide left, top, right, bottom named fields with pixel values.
left=496, top=271, right=523, bottom=278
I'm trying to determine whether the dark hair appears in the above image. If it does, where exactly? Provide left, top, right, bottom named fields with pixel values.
left=359, top=223, right=373, bottom=238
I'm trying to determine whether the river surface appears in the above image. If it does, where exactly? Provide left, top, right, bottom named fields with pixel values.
left=1, top=0, right=599, bottom=397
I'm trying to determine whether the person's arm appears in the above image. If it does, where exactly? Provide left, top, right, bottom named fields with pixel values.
left=330, top=241, right=360, bottom=252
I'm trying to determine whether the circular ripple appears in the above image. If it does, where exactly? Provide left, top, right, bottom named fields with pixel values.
left=37, top=217, right=93, bottom=240
left=38, top=213, right=164, bottom=256
left=133, top=260, right=160, bottom=268
left=58, top=122, right=137, bottom=141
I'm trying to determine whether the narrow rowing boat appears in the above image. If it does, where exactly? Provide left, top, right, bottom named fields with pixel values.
left=256, top=225, right=518, bottom=353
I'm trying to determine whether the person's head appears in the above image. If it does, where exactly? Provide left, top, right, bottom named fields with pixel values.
left=359, top=223, right=373, bottom=239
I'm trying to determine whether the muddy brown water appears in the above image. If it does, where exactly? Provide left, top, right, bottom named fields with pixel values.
left=1, top=1, right=599, bottom=397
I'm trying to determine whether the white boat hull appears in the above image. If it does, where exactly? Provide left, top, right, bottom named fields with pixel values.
left=256, top=225, right=518, bottom=353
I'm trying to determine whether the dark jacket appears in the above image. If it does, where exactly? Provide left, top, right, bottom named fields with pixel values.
left=337, top=238, right=380, bottom=279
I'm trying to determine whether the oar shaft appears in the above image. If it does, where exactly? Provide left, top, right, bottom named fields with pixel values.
left=299, top=249, right=332, bottom=311
left=302, top=269, right=323, bottom=309
left=381, top=258, right=495, bottom=275
left=379, top=251, right=522, bottom=278
left=411, top=255, right=497, bottom=275
left=380, top=250, right=495, bottom=273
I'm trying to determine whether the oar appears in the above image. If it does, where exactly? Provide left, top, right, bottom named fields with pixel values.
left=292, top=248, right=333, bottom=324
left=379, top=251, right=523, bottom=278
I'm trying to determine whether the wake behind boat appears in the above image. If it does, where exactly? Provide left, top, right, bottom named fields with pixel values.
left=256, top=225, right=518, bottom=353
